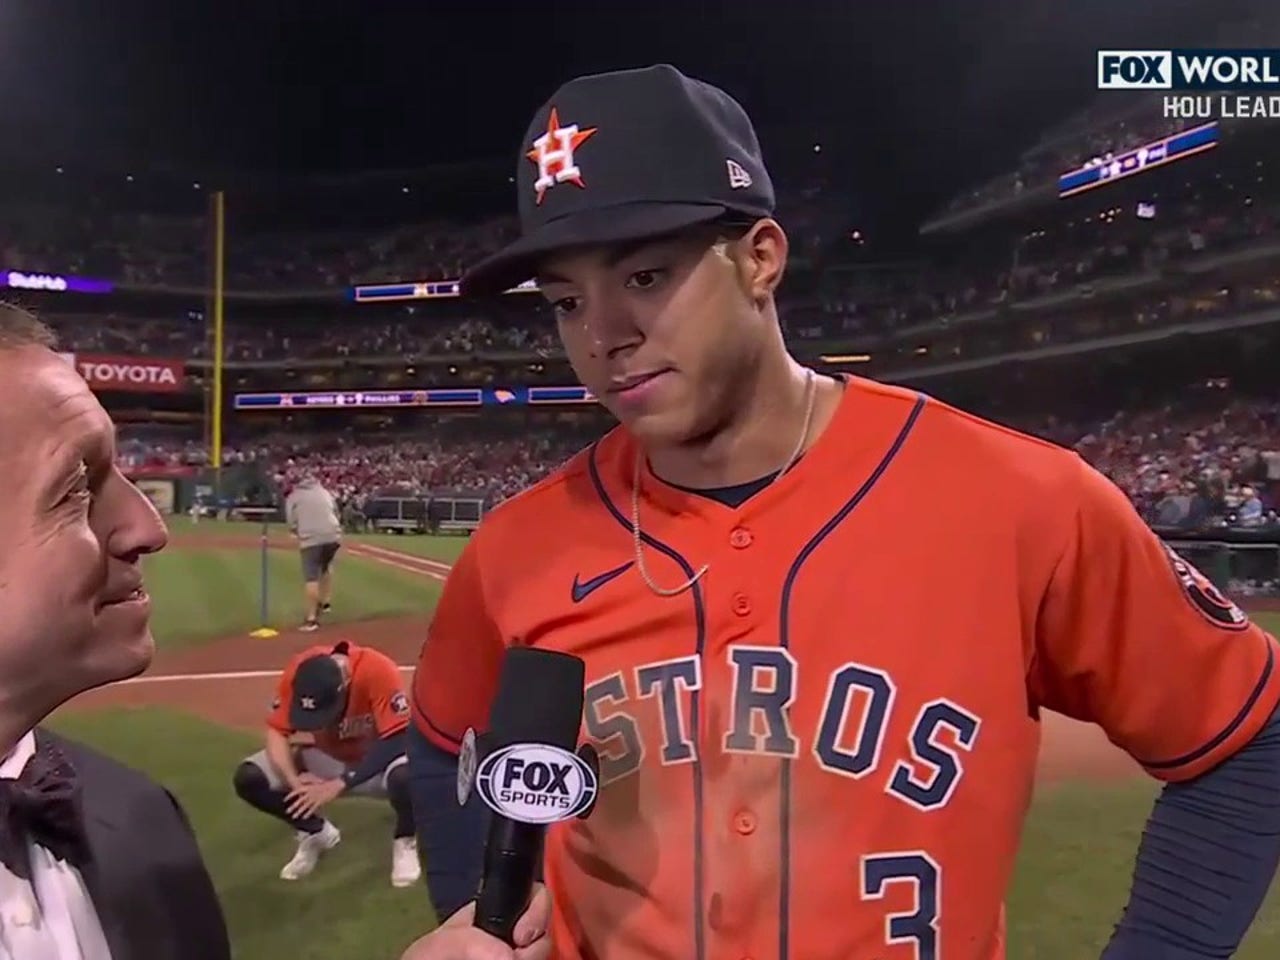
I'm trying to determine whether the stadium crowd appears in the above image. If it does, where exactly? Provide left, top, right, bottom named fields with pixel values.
left=1, top=179, right=839, bottom=292
left=36, top=166, right=1280, bottom=365
left=116, top=422, right=596, bottom=505
left=27, top=90, right=1280, bottom=603
left=116, top=391, right=1280, bottom=532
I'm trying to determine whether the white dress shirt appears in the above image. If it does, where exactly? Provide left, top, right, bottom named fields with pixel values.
left=0, top=733, right=112, bottom=960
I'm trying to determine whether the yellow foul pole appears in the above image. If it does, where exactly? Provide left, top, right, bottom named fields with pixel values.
left=211, top=191, right=226, bottom=478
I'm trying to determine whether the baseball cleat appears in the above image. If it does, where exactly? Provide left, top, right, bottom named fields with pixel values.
left=390, top=836, right=422, bottom=888
left=279, top=821, right=341, bottom=880
left=299, top=619, right=320, bottom=632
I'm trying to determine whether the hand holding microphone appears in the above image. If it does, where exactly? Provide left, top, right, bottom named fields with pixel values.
left=398, top=884, right=550, bottom=960
left=399, top=647, right=597, bottom=960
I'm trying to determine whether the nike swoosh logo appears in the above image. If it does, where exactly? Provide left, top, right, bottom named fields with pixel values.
left=571, top=562, right=634, bottom=603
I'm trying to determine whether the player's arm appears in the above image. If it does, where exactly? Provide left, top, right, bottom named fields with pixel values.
left=338, top=655, right=412, bottom=793
left=1031, top=455, right=1280, bottom=957
left=413, top=533, right=506, bottom=753
left=410, top=533, right=508, bottom=920
left=264, top=671, right=304, bottom=791
left=338, top=731, right=407, bottom=792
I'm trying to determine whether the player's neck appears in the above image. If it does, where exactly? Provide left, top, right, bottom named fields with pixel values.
left=646, top=354, right=841, bottom=491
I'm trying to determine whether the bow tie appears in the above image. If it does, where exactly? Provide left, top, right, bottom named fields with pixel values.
left=0, top=740, right=92, bottom=881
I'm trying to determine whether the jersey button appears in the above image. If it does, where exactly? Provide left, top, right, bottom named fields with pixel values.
left=733, top=810, right=757, bottom=835
left=731, top=593, right=752, bottom=617
left=729, top=527, right=753, bottom=549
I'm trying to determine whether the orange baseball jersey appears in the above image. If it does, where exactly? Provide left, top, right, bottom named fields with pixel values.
left=269, top=641, right=410, bottom=766
left=412, top=376, right=1280, bottom=960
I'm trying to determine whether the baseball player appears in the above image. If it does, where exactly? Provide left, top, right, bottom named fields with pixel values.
left=401, top=65, right=1280, bottom=960
left=232, top=640, right=421, bottom=888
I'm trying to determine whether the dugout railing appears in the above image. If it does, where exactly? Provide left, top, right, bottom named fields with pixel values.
left=1155, top=525, right=1280, bottom=597
left=357, top=492, right=488, bottom=534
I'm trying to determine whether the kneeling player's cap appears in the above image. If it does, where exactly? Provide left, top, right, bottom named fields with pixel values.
left=289, top=654, right=346, bottom=731
left=460, top=63, right=775, bottom=298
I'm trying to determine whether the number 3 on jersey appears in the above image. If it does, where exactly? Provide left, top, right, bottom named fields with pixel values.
left=862, top=852, right=940, bottom=959
left=584, top=653, right=973, bottom=956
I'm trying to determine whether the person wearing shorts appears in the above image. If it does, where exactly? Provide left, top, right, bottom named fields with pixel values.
left=285, top=474, right=342, bottom=631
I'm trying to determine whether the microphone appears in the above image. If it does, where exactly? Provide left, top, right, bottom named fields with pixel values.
left=457, top=647, right=599, bottom=946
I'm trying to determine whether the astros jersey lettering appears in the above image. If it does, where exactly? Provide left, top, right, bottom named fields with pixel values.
left=412, top=376, right=1280, bottom=960
left=270, top=642, right=410, bottom=765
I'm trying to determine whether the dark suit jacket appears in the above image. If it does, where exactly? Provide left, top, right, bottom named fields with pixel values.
left=38, top=729, right=231, bottom=960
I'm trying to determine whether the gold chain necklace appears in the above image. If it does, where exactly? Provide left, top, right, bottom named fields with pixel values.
left=630, top=369, right=818, bottom=598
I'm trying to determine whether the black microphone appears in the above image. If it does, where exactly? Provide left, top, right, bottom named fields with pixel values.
left=458, top=647, right=599, bottom=947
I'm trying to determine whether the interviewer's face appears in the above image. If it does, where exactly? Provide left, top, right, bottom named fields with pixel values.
left=0, top=347, right=168, bottom=711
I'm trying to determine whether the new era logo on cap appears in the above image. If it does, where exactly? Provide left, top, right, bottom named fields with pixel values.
left=726, top=159, right=752, bottom=189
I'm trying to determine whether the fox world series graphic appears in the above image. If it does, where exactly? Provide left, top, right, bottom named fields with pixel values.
left=1098, top=49, right=1280, bottom=120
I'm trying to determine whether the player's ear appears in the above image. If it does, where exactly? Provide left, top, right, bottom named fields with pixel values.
left=736, top=218, right=787, bottom=303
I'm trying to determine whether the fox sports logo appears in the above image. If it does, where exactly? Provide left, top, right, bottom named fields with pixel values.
left=475, top=742, right=598, bottom=824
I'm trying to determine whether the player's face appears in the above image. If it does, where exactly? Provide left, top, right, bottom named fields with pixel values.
left=538, top=220, right=788, bottom=446
left=0, top=347, right=168, bottom=718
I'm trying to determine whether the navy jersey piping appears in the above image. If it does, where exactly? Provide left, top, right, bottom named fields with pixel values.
left=410, top=689, right=466, bottom=749
left=776, top=394, right=926, bottom=959
left=1141, top=640, right=1275, bottom=771
left=587, top=443, right=707, bottom=960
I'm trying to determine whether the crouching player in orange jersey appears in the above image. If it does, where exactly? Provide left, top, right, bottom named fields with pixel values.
left=400, top=64, right=1280, bottom=960
left=232, top=640, right=422, bottom=888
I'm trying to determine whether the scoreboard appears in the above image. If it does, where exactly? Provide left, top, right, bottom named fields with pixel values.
left=1057, top=121, right=1219, bottom=198
left=351, top=278, right=540, bottom=303
left=233, top=385, right=596, bottom=409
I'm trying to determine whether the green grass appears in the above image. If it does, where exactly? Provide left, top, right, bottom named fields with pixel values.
left=46, top=707, right=1280, bottom=960
left=142, top=546, right=439, bottom=649
left=1010, top=779, right=1280, bottom=958
left=47, top=709, right=435, bottom=960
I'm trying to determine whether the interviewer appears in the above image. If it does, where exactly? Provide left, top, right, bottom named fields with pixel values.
left=0, top=303, right=229, bottom=959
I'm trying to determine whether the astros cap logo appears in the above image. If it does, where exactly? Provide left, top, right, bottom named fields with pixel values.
left=526, top=107, right=597, bottom=206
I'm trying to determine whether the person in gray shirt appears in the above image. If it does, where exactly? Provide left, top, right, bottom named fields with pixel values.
left=284, top=475, right=342, bottom=631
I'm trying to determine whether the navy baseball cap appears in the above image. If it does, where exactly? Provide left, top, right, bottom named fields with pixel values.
left=289, top=653, right=346, bottom=731
left=460, top=63, right=776, bottom=298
